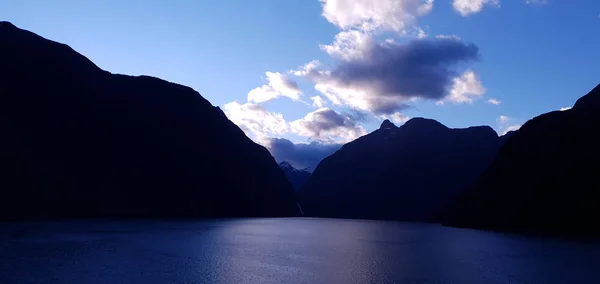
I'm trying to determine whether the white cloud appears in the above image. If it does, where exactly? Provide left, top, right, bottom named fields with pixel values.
left=319, top=30, right=375, bottom=61
left=560, top=106, right=572, bottom=111
left=312, top=75, right=411, bottom=115
left=502, top=124, right=521, bottom=135
left=259, top=137, right=342, bottom=170
left=247, top=85, right=280, bottom=104
left=290, top=107, right=367, bottom=143
left=418, top=0, right=435, bottom=15
left=445, top=70, right=486, bottom=103
left=452, top=0, right=500, bottom=16
left=311, top=96, right=327, bottom=108
left=497, top=115, right=521, bottom=135
left=310, top=1, right=482, bottom=114
left=247, top=72, right=302, bottom=103
left=292, top=60, right=321, bottom=77
left=435, top=34, right=461, bottom=41
left=381, top=112, right=410, bottom=124
left=416, top=28, right=428, bottom=38
left=223, top=101, right=365, bottom=144
left=226, top=0, right=491, bottom=146
left=223, top=101, right=288, bottom=138
left=295, top=37, right=481, bottom=114
left=453, top=0, right=543, bottom=15
left=320, top=0, right=434, bottom=34
left=487, top=98, right=501, bottom=105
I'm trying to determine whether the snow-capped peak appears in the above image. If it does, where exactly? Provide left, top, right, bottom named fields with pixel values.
left=279, top=161, right=296, bottom=170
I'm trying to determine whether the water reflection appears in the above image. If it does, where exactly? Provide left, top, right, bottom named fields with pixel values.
left=1, top=219, right=599, bottom=284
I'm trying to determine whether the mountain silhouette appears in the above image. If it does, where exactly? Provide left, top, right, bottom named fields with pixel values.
left=0, top=21, right=300, bottom=219
left=445, top=84, right=600, bottom=238
left=298, top=118, right=508, bottom=222
left=279, top=162, right=311, bottom=190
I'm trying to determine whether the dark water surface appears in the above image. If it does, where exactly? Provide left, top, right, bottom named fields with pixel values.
left=1, top=218, right=599, bottom=284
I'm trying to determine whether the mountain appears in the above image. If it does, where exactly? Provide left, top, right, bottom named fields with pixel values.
left=298, top=118, right=507, bottom=222
left=499, top=130, right=516, bottom=144
left=279, top=162, right=311, bottom=190
left=0, top=21, right=300, bottom=219
left=445, top=84, right=600, bottom=238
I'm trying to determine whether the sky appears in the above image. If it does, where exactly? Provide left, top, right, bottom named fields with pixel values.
left=2, top=0, right=599, bottom=169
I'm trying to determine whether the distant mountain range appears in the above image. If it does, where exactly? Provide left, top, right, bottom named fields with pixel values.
left=298, top=118, right=511, bottom=222
left=279, top=162, right=311, bottom=190
left=445, top=84, right=600, bottom=239
left=0, top=21, right=299, bottom=219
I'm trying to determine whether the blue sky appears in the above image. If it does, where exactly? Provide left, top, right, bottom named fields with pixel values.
left=2, top=0, right=599, bottom=169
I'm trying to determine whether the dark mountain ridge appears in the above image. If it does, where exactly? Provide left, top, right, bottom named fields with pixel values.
left=0, top=21, right=300, bottom=219
left=298, top=117, right=508, bottom=222
left=279, top=162, right=311, bottom=190
left=445, top=84, right=600, bottom=238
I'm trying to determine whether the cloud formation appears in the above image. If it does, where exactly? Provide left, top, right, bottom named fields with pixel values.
left=502, top=125, right=521, bottom=135
left=247, top=72, right=302, bottom=103
left=290, top=108, right=367, bottom=143
left=381, top=112, right=410, bottom=124
left=445, top=70, right=486, bottom=103
left=497, top=115, right=522, bottom=135
left=223, top=102, right=367, bottom=144
left=320, top=30, right=374, bottom=61
left=436, top=34, right=461, bottom=40
left=223, top=101, right=288, bottom=138
left=453, top=0, right=500, bottom=16
left=320, top=0, right=434, bottom=34
left=260, top=137, right=342, bottom=170
left=453, top=0, right=546, bottom=16
left=295, top=36, right=481, bottom=114
left=224, top=0, right=490, bottom=158
left=560, top=106, right=572, bottom=111
left=487, top=98, right=501, bottom=105
left=310, top=96, right=327, bottom=108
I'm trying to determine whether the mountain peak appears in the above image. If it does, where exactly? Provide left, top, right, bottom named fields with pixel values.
left=279, top=161, right=311, bottom=190
left=401, top=117, right=447, bottom=131
left=279, top=161, right=294, bottom=169
left=380, top=119, right=396, bottom=129
left=573, top=84, right=600, bottom=111
left=0, top=23, right=301, bottom=218
left=0, top=21, right=17, bottom=30
left=279, top=161, right=311, bottom=173
left=1, top=21, right=102, bottom=74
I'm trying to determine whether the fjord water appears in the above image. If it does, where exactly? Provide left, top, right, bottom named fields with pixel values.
left=1, top=219, right=598, bottom=284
